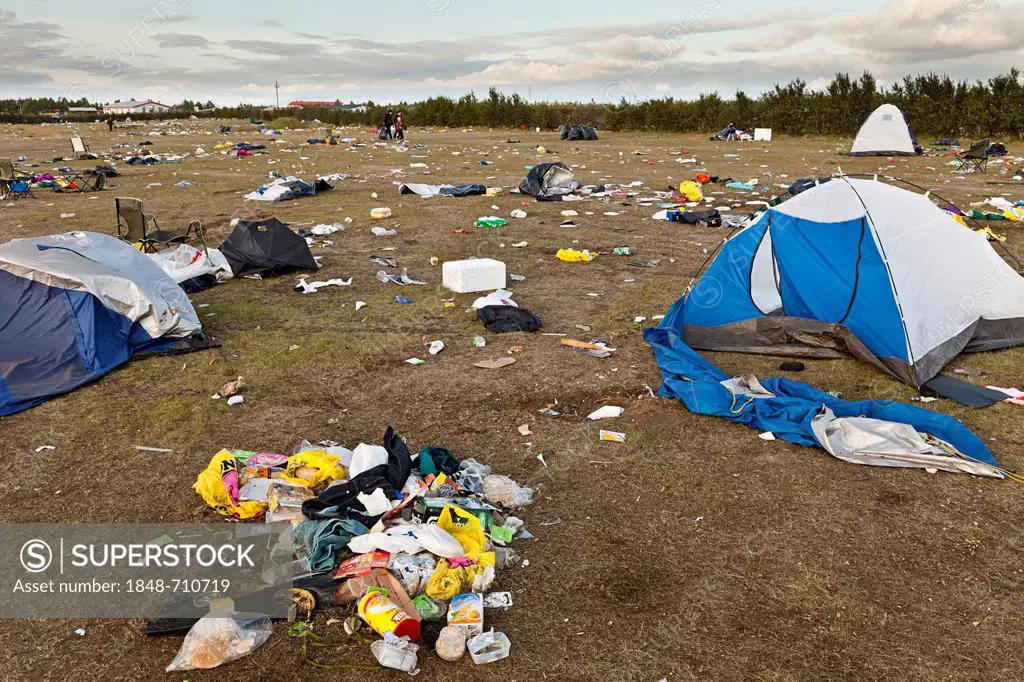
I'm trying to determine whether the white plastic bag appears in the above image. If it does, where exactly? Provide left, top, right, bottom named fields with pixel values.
left=349, top=443, right=389, bottom=478
left=166, top=601, right=272, bottom=671
left=348, top=523, right=464, bottom=558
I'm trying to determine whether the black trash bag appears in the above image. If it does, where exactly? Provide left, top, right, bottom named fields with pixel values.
left=477, top=305, right=542, bottom=333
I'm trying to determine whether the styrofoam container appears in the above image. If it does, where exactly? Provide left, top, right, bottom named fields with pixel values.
left=443, top=259, right=506, bottom=294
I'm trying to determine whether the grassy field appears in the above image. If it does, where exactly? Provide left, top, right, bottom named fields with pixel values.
left=1, top=120, right=1023, bottom=681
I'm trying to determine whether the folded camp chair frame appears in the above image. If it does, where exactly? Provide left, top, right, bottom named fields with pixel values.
left=73, top=171, right=106, bottom=193
left=115, top=197, right=207, bottom=253
left=0, top=158, right=35, bottom=201
left=70, top=136, right=91, bottom=160
left=961, top=139, right=990, bottom=174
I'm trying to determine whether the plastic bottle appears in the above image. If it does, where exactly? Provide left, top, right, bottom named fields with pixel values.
left=358, top=589, right=421, bottom=642
left=370, top=207, right=393, bottom=219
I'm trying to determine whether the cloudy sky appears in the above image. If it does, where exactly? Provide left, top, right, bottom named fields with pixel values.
left=1, top=0, right=1019, bottom=106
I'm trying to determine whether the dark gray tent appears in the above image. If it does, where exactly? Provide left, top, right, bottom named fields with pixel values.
left=219, top=218, right=318, bottom=278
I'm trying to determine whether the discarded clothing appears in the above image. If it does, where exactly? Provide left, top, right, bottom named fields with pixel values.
left=303, top=427, right=413, bottom=521
left=293, top=518, right=369, bottom=574
left=478, top=305, right=542, bottom=333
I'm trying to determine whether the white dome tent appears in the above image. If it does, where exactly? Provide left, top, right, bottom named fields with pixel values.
left=849, top=104, right=921, bottom=156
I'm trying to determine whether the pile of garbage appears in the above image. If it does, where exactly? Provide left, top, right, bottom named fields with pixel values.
left=179, top=427, right=532, bottom=673
left=558, top=124, right=598, bottom=141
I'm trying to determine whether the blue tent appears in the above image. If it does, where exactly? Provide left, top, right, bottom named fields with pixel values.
left=642, top=178, right=1024, bottom=477
left=677, top=178, right=1024, bottom=388
left=0, top=233, right=205, bottom=417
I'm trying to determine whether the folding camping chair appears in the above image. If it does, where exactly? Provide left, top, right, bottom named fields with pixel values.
left=0, top=158, right=35, bottom=201
left=70, top=136, right=91, bottom=160
left=74, top=170, right=106, bottom=193
left=115, top=197, right=205, bottom=252
left=960, top=139, right=990, bottom=174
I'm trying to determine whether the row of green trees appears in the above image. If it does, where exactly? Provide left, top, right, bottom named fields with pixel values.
left=2, top=70, right=1022, bottom=137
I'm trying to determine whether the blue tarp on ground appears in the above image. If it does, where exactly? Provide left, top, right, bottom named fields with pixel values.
left=643, top=309, right=1000, bottom=469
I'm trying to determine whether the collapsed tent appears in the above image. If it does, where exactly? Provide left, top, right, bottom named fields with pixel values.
left=399, top=183, right=487, bottom=197
left=849, top=104, right=921, bottom=156
left=518, top=162, right=580, bottom=201
left=672, top=177, right=1024, bottom=388
left=643, top=326, right=1003, bottom=477
left=244, top=177, right=317, bottom=202
left=219, top=218, right=318, bottom=278
left=711, top=123, right=745, bottom=141
left=0, top=232, right=208, bottom=417
left=148, top=244, right=234, bottom=293
left=559, top=124, right=598, bottom=141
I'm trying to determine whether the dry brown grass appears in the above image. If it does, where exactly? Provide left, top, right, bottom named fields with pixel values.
left=0, top=120, right=1022, bottom=681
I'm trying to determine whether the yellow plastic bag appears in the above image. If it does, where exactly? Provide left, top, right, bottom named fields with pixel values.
left=280, top=450, right=345, bottom=489
left=1002, top=207, right=1024, bottom=222
left=437, top=505, right=486, bottom=556
left=679, top=180, right=704, bottom=202
left=556, top=249, right=596, bottom=263
left=425, top=554, right=496, bottom=601
left=194, top=450, right=267, bottom=520
left=425, top=559, right=462, bottom=601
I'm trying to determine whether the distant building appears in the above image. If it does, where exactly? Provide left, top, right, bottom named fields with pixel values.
left=67, top=107, right=99, bottom=114
left=102, top=100, right=171, bottom=115
left=287, top=100, right=367, bottom=112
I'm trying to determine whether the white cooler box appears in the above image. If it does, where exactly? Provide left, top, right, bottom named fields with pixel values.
left=442, top=258, right=507, bottom=293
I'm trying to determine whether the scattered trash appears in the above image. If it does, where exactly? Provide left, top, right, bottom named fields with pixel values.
left=34, top=445, right=56, bottom=453
left=372, top=226, right=398, bottom=237
left=556, top=249, right=596, bottom=263
left=406, top=358, right=426, bottom=366
left=429, top=341, right=445, bottom=355
left=510, top=209, right=528, bottom=219
left=443, top=258, right=506, bottom=293
left=166, top=599, right=272, bottom=671
left=475, top=357, right=517, bottom=370
left=295, top=277, right=353, bottom=294
left=217, top=376, right=246, bottom=399
left=587, top=406, right=624, bottom=421
left=467, top=630, right=511, bottom=664
left=475, top=217, right=508, bottom=228
left=371, top=207, right=393, bottom=219
left=226, top=395, right=245, bottom=406
left=599, top=430, right=627, bottom=443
